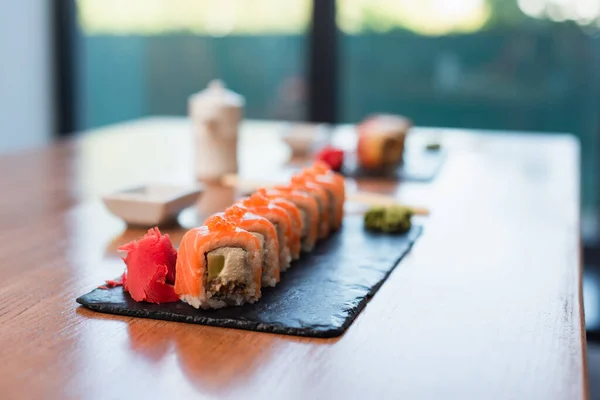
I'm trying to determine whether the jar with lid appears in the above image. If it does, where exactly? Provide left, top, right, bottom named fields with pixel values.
left=188, top=80, right=245, bottom=181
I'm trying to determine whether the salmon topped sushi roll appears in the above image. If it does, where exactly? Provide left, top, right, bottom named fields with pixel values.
left=221, top=205, right=280, bottom=287
left=266, top=185, right=319, bottom=252
left=290, top=174, right=331, bottom=239
left=300, top=165, right=346, bottom=231
left=175, top=215, right=262, bottom=309
left=311, top=160, right=346, bottom=197
left=255, top=188, right=302, bottom=260
left=238, top=192, right=294, bottom=271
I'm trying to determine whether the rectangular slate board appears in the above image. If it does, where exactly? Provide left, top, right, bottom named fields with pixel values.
left=77, top=216, right=422, bottom=338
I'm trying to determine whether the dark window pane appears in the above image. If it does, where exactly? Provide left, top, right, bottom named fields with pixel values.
left=337, top=0, right=600, bottom=227
left=74, top=0, right=311, bottom=129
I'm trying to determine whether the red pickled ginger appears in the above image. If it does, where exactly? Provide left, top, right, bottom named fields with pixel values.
left=117, top=227, right=179, bottom=303
left=316, top=146, right=344, bottom=171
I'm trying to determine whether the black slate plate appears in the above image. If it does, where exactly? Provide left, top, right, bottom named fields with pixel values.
left=77, top=217, right=422, bottom=338
left=343, top=149, right=446, bottom=182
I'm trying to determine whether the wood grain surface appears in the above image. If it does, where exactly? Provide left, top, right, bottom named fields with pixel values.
left=0, top=117, right=587, bottom=399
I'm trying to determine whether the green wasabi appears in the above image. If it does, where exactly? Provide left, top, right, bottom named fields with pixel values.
left=364, top=205, right=413, bottom=234
left=425, top=142, right=441, bottom=151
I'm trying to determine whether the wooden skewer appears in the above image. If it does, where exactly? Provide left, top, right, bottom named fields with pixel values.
left=347, top=192, right=430, bottom=216
left=221, top=173, right=275, bottom=191
left=221, top=173, right=430, bottom=216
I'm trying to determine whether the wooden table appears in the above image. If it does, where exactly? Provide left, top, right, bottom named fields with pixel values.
left=0, top=117, right=587, bottom=399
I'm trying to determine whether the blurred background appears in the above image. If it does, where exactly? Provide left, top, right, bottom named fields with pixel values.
left=4, top=1, right=600, bottom=227
left=3, top=0, right=600, bottom=358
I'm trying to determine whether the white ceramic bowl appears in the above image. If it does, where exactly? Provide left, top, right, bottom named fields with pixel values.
left=282, top=123, right=328, bottom=156
left=102, top=184, right=204, bottom=227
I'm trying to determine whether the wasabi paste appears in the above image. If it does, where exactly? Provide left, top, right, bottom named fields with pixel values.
left=364, top=205, right=413, bottom=234
left=425, top=142, right=441, bottom=151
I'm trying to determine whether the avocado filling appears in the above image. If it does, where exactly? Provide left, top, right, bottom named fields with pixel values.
left=207, top=253, right=225, bottom=281
left=206, top=247, right=249, bottom=299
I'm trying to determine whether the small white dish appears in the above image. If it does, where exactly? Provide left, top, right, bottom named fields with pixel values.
left=102, top=184, right=204, bottom=227
left=282, top=123, right=329, bottom=156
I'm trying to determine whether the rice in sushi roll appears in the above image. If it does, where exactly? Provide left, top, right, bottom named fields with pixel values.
left=175, top=215, right=262, bottom=309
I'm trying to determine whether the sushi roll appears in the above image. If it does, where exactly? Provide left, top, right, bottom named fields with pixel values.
left=265, top=186, right=320, bottom=252
left=290, top=174, right=331, bottom=239
left=175, top=215, right=262, bottom=309
left=221, top=205, right=280, bottom=287
left=238, top=192, right=294, bottom=271
left=312, top=160, right=346, bottom=190
left=300, top=163, right=346, bottom=231
left=357, top=114, right=411, bottom=170
left=255, top=188, right=302, bottom=260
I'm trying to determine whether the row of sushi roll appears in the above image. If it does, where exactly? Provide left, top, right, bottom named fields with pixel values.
left=113, top=161, right=344, bottom=308
left=110, top=161, right=346, bottom=308
left=174, top=161, right=345, bottom=309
